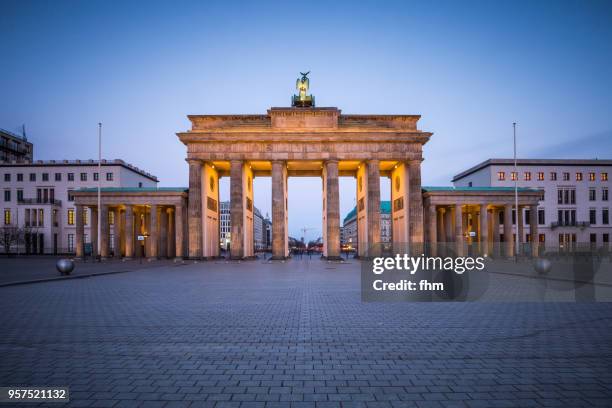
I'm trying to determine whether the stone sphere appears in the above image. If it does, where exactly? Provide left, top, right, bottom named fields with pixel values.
left=533, top=258, right=552, bottom=275
left=56, top=258, right=75, bottom=275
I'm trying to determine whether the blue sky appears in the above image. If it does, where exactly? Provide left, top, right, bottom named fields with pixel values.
left=2, top=0, right=611, bottom=240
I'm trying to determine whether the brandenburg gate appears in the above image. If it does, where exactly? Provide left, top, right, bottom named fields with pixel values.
left=178, top=74, right=432, bottom=260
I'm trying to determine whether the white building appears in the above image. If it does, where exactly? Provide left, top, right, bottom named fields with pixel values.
left=341, top=201, right=391, bottom=249
left=1, top=159, right=158, bottom=254
left=452, top=159, right=611, bottom=248
left=219, top=201, right=267, bottom=251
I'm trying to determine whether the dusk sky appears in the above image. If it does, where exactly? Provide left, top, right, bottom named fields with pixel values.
left=2, top=0, right=611, bottom=240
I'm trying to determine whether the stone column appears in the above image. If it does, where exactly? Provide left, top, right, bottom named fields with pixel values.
left=175, top=204, right=184, bottom=260
left=366, top=160, right=381, bottom=256
left=408, top=160, right=424, bottom=252
left=230, top=160, right=245, bottom=259
left=454, top=204, right=464, bottom=256
left=324, top=160, right=341, bottom=260
left=437, top=208, right=445, bottom=243
left=99, top=205, right=109, bottom=259
left=517, top=205, right=524, bottom=255
left=159, top=206, right=168, bottom=258
left=187, top=159, right=203, bottom=259
left=271, top=160, right=287, bottom=260
left=427, top=203, right=437, bottom=255
left=75, top=204, right=85, bottom=258
left=90, top=207, right=98, bottom=258
left=444, top=207, right=453, bottom=243
left=530, top=204, right=539, bottom=257
left=167, top=207, right=175, bottom=258
left=113, top=209, right=122, bottom=258
left=135, top=209, right=143, bottom=258
left=148, top=205, right=158, bottom=260
left=479, top=204, right=489, bottom=256
left=504, top=204, right=513, bottom=257
left=124, top=205, right=134, bottom=259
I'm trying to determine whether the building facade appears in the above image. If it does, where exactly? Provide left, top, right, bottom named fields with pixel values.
left=219, top=200, right=267, bottom=251
left=342, top=201, right=391, bottom=249
left=453, top=159, right=611, bottom=248
left=1, top=159, right=157, bottom=254
left=1, top=128, right=33, bottom=163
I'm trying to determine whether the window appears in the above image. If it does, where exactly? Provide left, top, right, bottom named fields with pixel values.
left=3, top=190, right=10, bottom=202
left=563, top=172, right=570, bottom=181
left=109, top=211, right=115, bottom=225
left=538, top=209, right=545, bottom=225
left=511, top=172, right=518, bottom=181
left=604, top=234, right=610, bottom=244
left=3, top=174, right=10, bottom=182
left=53, top=209, right=58, bottom=227
left=604, top=188, right=609, bottom=202
left=67, top=190, right=74, bottom=202
left=537, top=172, right=544, bottom=181
left=603, top=208, right=609, bottom=225
left=93, top=172, right=99, bottom=181
left=17, top=189, right=23, bottom=202
left=84, top=210, right=89, bottom=226
left=576, top=172, right=583, bottom=181
left=603, top=172, right=609, bottom=181
left=539, top=234, right=545, bottom=243
left=589, top=209, right=597, bottom=225
left=590, top=234, right=597, bottom=244
left=68, top=173, right=74, bottom=181
left=106, top=172, right=114, bottom=181
left=80, top=173, right=87, bottom=181
left=55, top=173, right=62, bottom=181
left=67, top=209, right=75, bottom=225
left=468, top=181, right=472, bottom=187
left=67, top=234, right=74, bottom=252
left=42, top=173, right=49, bottom=181
left=29, top=173, right=36, bottom=182
left=558, top=209, right=576, bottom=226
left=17, top=173, right=23, bottom=182
left=38, top=209, right=44, bottom=226
left=589, top=188, right=597, bottom=201
left=4, top=209, right=10, bottom=225
left=138, top=182, right=143, bottom=188
left=558, top=188, right=576, bottom=205
left=550, top=172, right=557, bottom=181
left=524, top=172, right=531, bottom=181
left=589, top=172, right=596, bottom=181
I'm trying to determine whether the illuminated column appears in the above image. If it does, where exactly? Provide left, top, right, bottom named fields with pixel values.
left=454, top=204, right=464, bottom=256
left=366, top=160, right=381, bottom=257
left=444, top=206, right=453, bottom=243
left=390, top=163, right=409, bottom=254
left=530, top=204, right=539, bottom=257
left=437, top=208, right=445, bottom=243
left=148, top=205, right=158, bottom=259
left=159, top=206, right=168, bottom=258
left=113, top=208, right=122, bottom=258
left=75, top=204, right=85, bottom=258
left=427, top=203, right=437, bottom=255
left=517, top=205, right=524, bottom=254
left=124, top=205, right=134, bottom=259
left=167, top=207, right=175, bottom=258
left=202, top=162, right=220, bottom=258
left=187, top=159, right=203, bottom=259
left=242, top=163, right=254, bottom=258
left=479, top=204, right=489, bottom=256
left=100, top=205, right=110, bottom=259
left=408, top=159, right=424, bottom=252
left=504, top=204, right=513, bottom=257
left=90, top=207, right=98, bottom=258
left=230, top=160, right=245, bottom=259
left=271, top=160, right=288, bottom=259
left=491, top=208, right=499, bottom=256
left=175, top=204, right=185, bottom=260
left=323, top=160, right=341, bottom=259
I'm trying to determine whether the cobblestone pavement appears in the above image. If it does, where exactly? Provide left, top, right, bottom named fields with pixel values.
left=0, top=259, right=611, bottom=407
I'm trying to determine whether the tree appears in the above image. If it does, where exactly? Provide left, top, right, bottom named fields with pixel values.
left=0, top=226, right=23, bottom=255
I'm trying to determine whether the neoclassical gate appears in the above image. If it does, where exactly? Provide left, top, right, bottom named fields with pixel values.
left=177, top=106, right=433, bottom=260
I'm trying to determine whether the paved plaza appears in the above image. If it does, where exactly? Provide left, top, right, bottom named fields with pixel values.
left=0, top=259, right=611, bottom=407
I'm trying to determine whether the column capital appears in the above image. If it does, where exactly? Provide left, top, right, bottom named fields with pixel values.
left=185, top=158, right=203, bottom=165
left=271, top=159, right=286, bottom=165
left=324, top=159, right=339, bottom=164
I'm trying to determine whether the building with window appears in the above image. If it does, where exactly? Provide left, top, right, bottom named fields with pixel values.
left=219, top=201, right=268, bottom=252
left=341, top=201, right=392, bottom=250
left=0, top=128, right=33, bottom=163
left=1, top=159, right=158, bottom=254
left=452, top=159, right=612, bottom=248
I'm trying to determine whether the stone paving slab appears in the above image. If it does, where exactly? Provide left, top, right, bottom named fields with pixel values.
left=0, top=259, right=610, bottom=407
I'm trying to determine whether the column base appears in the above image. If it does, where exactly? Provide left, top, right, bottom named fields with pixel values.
left=322, top=255, right=344, bottom=261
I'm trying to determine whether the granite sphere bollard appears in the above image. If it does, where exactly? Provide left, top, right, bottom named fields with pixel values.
left=56, top=258, right=75, bottom=276
left=533, top=257, right=552, bottom=275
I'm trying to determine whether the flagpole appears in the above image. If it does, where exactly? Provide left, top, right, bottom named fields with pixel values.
left=97, top=123, right=102, bottom=261
left=513, top=122, right=519, bottom=260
